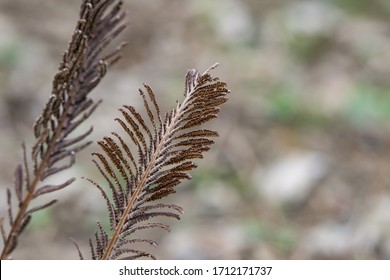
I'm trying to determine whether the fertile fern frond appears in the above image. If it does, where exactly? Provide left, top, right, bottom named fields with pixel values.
left=87, top=64, right=229, bottom=259
left=1, top=0, right=126, bottom=259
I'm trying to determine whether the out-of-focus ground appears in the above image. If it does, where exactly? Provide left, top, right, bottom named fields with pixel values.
left=1, top=0, right=390, bottom=259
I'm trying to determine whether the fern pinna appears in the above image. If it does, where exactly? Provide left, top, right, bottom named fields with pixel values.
left=85, top=64, right=229, bottom=259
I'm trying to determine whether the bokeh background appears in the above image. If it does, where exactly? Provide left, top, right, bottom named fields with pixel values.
left=1, top=0, right=390, bottom=259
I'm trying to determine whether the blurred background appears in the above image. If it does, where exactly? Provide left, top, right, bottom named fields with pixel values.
left=1, top=0, right=390, bottom=259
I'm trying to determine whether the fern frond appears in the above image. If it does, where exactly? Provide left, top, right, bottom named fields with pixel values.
left=1, top=0, right=126, bottom=259
left=88, top=64, right=229, bottom=259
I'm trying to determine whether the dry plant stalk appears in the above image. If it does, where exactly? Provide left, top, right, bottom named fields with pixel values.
left=1, top=0, right=230, bottom=260
left=1, top=0, right=126, bottom=259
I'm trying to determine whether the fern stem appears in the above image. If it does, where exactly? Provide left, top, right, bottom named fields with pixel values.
left=1, top=0, right=126, bottom=259
left=100, top=91, right=191, bottom=260
left=1, top=90, right=82, bottom=260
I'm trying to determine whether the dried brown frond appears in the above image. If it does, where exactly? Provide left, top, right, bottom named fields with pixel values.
left=88, top=64, right=229, bottom=259
left=0, top=0, right=126, bottom=259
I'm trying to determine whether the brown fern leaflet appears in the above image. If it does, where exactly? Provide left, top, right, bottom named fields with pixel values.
left=0, top=0, right=126, bottom=259
left=85, top=64, right=229, bottom=259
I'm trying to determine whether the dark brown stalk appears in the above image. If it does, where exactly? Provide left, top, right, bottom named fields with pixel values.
left=0, top=0, right=126, bottom=259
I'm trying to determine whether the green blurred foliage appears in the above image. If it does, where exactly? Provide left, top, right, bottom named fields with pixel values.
left=0, top=42, right=22, bottom=71
left=288, top=33, right=331, bottom=65
left=29, top=208, right=54, bottom=230
left=343, top=83, right=390, bottom=126
left=266, top=86, right=329, bottom=127
left=330, top=0, right=390, bottom=17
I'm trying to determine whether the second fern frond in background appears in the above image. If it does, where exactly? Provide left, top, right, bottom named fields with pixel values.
left=0, top=0, right=126, bottom=259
